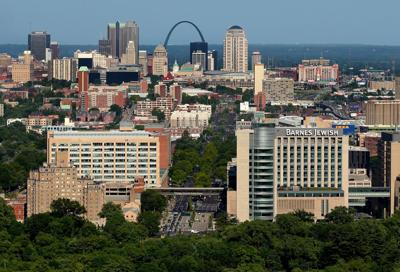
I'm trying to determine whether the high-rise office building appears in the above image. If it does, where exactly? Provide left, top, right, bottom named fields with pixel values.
left=98, top=39, right=112, bottom=56
left=50, top=58, right=77, bottom=81
left=254, top=63, right=264, bottom=95
left=223, top=26, right=248, bottom=72
left=121, top=41, right=136, bottom=65
left=139, top=50, right=148, bottom=76
left=191, top=50, right=207, bottom=70
left=107, top=21, right=139, bottom=61
left=190, top=42, right=208, bottom=68
left=45, top=48, right=52, bottom=62
left=229, top=127, right=349, bottom=222
left=153, top=44, right=168, bottom=76
left=251, top=51, right=262, bottom=69
left=207, top=50, right=217, bottom=71
left=28, top=31, right=50, bottom=61
left=50, top=41, right=59, bottom=59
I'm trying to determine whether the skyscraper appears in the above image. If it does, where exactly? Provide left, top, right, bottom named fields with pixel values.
left=254, top=63, right=264, bottom=94
left=229, top=127, right=349, bottom=222
left=50, top=41, right=59, bottom=59
left=121, top=41, right=136, bottom=65
left=153, top=44, right=168, bottom=76
left=190, top=42, right=208, bottom=69
left=77, top=66, right=89, bottom=93
left=223, top=26, right=248, bottom=72
left=98, top=39, right=112, bottom=56
left=207, top=50, right=217, bottom=71
left=107, top=21, right=139, bottom=61
left=28, top=31, right=51, bottom=61
left=191, top=51, right=207, bottom=70
left=251, top=51, right=262, bottom=69
left=139, top=50, right=148, bottom=76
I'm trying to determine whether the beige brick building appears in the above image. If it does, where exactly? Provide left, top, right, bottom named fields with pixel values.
left=12, top=51, right=33, bottom=83
left=152, top=44, right=168, bottom=76
left=223, top=26, right=248, bottom=73
left=27, top=152, right=105, bottom=223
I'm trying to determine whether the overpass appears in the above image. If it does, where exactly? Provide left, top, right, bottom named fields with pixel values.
left=148, top=187, right=225, bottom=197
left=315, top=102, right=351, bottom=120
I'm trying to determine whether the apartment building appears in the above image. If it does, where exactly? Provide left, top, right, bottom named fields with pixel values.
left=262, top=78, right=294, bottom=103
left=47, top=129, right=170, bottom=187
left=298, top=58, right=339, bottom=83
left=27, top=152, right=104, bottom=222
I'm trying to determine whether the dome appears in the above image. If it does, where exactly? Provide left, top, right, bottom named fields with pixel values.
left=228, top=25, right=243, bottom=30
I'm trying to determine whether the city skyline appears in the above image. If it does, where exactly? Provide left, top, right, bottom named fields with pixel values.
left=2, top=0, right=400, bottom=45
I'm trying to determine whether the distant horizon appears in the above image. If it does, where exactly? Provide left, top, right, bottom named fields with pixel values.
left=3, top=43, right=400, bottom=47
left=1, top=0, right=400, bottom=45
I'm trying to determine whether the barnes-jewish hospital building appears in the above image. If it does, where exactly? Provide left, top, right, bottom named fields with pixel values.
left=228, top=127, right=350, bottom=221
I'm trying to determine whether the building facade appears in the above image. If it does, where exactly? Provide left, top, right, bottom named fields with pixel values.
left=153, top=44, right=168, bottom=76
left=251, top=51, right=262, bottom=69
left=298, top=58, right=339, bottom=83
left=107, top=21, right=139, bottom=61
left=47, top=130, right=169, bottom=187
left=376, top=132, right=400, bottom=215
left=262, top=78, right=294, bottom=103
left=27, top=152, right=103, bottom=221
left=12, top=51, right=33, bottom=83
left=28, top=31, right=50, bottom=61
left=50, top=58, right=77, bottom=81
left=121, top=41, right=137, bottom=65
left=254, top=63, right=264, bottom=94
left=223, top=26, right=248, bottom=72
left=229, top=127, right=349, bottom=222
left=365, top=100, right=400, bottom=126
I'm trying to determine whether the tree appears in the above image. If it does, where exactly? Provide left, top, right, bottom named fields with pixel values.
left=109, top=104, right=122, bottom=117
left=194, top=171, right=211, bottom=187
left=98, top=202, right=125, bottom=234
left=292, top=210, right=315, bottom=223
left=140, top=190, right=167, bottom=213
left=325, top=207, right=355, bottom=224
left=152, top=108, right=165, bottom=122
left=50, top=199, right=86, bottom=217
left=0, top=197, right=17, bottom=230
left=138, top=211, right=161, bottom=237
left=170, top=169, right=187, bottom=186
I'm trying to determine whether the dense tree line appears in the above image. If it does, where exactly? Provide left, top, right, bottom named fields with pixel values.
left=169, top=129, right=236, bottom=187
left=0, top=123, right=46, bottom=193
left=1, top=197, right=400, bottom=271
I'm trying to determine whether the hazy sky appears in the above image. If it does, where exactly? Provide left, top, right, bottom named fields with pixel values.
left=1, top=0, right=399, bottom=45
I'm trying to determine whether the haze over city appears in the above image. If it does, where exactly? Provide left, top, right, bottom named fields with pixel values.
left=2, top=0, right=400, bottom=45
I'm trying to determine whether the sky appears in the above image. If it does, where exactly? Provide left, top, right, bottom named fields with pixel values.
left=1, top=0, right=400, bottom=45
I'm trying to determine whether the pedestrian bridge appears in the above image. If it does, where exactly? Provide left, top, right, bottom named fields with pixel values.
left=348, top=187, right=390, bottom=198
left=148, top=187, right=225, bottom=196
